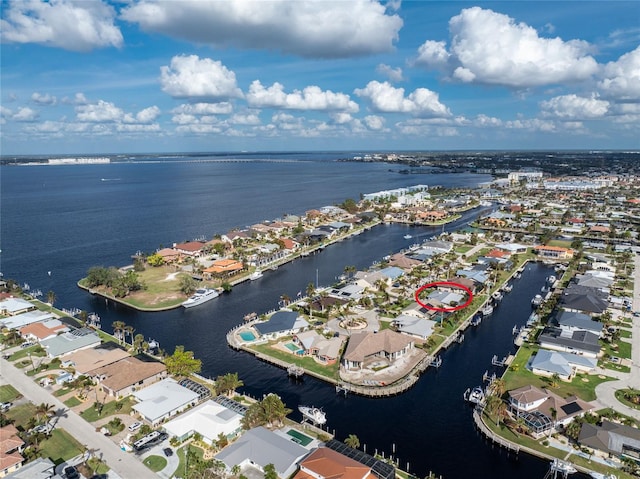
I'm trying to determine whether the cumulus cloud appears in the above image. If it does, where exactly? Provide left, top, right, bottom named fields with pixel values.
left=364, top=115, right=385, bottom=130
left=76, top=100, right=123, bottom=122
left=121, top=0, right=401, bottom=58
left=172, top=102, right=234, bottom=115
left=330, top=112, right=354, bottom=124
left=123, top=106, right=161, bottom=124
left=598, top=46, right=640, bottom=101
left=12, top=107, right=39, bottom=122
left=160, top=55, right=243, bottom=101
left=31, top=92, right=57, bottom=106
left=246, top=81, right=359, bottom=113
left=376, top=64, right=403, bottom=82
left=229, top=112, right=261, bottom=125
left=1, top=0, right=122, bottom=51
left=415, top=7, right=598, bottom=88
left=540, top=94, right=609, bottom=119
left=354, top=81, right=451, bottom=117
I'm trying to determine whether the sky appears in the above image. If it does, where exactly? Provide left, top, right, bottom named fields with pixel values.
left=1, top=0, right=639, bottom=155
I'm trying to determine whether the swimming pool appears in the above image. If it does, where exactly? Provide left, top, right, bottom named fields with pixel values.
left=286, top=429, right=313, bottom=446
left=285, top=343, right=301, bottom=352
left=239, top=331, right=256, bottom=341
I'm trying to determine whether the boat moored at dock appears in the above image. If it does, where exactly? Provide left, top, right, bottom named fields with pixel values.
left=249, top=271, right=264, bottom=281
left=181, top=288, right=219, bottom=308
left=299, top=405, right=326, bottom=425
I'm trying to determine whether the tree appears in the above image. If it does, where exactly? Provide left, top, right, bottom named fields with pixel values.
left=215, top=372, right=244, bottom=397
left=264, top=464, right=278, bottom=479
left=46, top=290, right=56, bottom=311
left=133, top=334, right=145, bottom=353
left=35, top=402, right=54, bottom=424
left=306, top=282, right=315, bottom=298
left=111, top=321, right=126, bottom=344
left=180, top=275, right=198, bottom=296
left=146, top=253, right=165, bottom=267
left=124, top=325, right=135, bottom=346
left=344, top=434, right=360, bottom=449
left=164, top=345, right=202, bottom=377
left=485, top=396, right=506, bottom=427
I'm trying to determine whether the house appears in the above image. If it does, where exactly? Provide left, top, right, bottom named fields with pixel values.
left=342, top=329, right=415, bottom=370
left=203, top=259, right=244, bottom=278
left=508, top=385, right=594, bottom=437
left=529, top=349, right=597, bottom=381
left=132, top=378, right=199, bottom=425
left=0, top=298, right=35, bottom=316
left=294, top=447, right=375, bottom=479
left=328, top=282, right=367, bottom=301
left=388, top=253, right=422, bottom=270
left=60, top=343, right=130, bottom=376
left=0, top=425, right=24, bottom=478
left=155, top=247, right=182, bottom=263
left=19, top=319, right=68, bottom=342
left=215, top=426, right=309, bottom=478
left=538, top=327, right=601, bottom=358
left=534, top=246, right=574, bottom=260
left=222, top=231, right=251, bottom=244
left=93, top=355, right=167, bottom=398
left=3, top=457, right=54, bottom=479
left=162, top=399, right=243, bottom=445
left=253, top=311, right=309, bottom=339
left=0, top=310, right=56, bottom=331
left=551, top=310, right=603, bottom=337
left=293, top=330, right=344, bottom=364
left=173, top=241, right=205, bottom=257
left=560, top=293, right=608, bottom=315
left=579, top=420, right=640, bottom=462
left=40, top=328, right=101, bottom=358
left=392, top=314, right=437, bottom=340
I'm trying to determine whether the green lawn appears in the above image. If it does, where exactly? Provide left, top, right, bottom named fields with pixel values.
left=615, top=389, right=640, bottom=410
left=455, top=245, right=474, bottom=254
left=54, top=387, right=73, bottom=397
left=63, top=396, right=83, bottom=408
left=0, top=384, right=21, bottom=403
left=503, top=345, right=615, bottom=401
left=5, top=403, right=37, bottom=429
left=8, top=344, right=47, bottom=361
left=143, top=455, right=167, bottom=472
left=80, top=397, right=134, bottom=422
left=174, top=445, right=205, bottom=479
left=619, top=329, right=632, bottom=339
left=40, top=429, right=84, bottom=466
left=250, top=342, right=340, bottom=380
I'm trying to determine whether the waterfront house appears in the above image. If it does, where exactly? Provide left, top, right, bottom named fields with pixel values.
left=162, top=399, right=242, bottom=445
left=60, top=343, right=130, bottom=377
left=550, top=310, right=603, bottom=337
left=0, top=425, right=24, bottom=478
left=19, top=319, right=68, bottom=342
left=388, top=253, right=422, bottom=270
left=579, top=420, right=640, bottom=462
left=560, top=292, right=608, bottom=315
left=0, top=298, right=35, bottom=316
left=92, top=355, right=167, bottom=398
left=203, top=259, right=244, bottom=279
left=534, top=245, right=574, bottom=260
left=537, top=326, right=601, bottom=358
left=392, top=314, right=436, bottom=340
left=342, top=329, right=414, bottom=370
left=443, top=277, right=478, bottom=295
left=155, top=247, right=182, bottom=263
left=173, top=241, right=205, bottom=257
left=328, top=282, right=367, bottom=301
left=455, top=269, right=489, bottom=289
left=529, top=349, right=597, bottom=381
left=215, top=426, right=309, bottom=478
left=132, top=378, right=199, bottom=426
left=293, top=447, right=375, bottom=479
left=222, top=230, right=251, bottom=244
left=40, top=328, right=101, bottom=358
left=292, top=330, right=344, bottom=364
left=253, top=311, right=309, bottom=340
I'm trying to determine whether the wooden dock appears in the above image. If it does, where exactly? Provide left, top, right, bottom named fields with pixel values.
left=473, top=408, right=520, bottom=454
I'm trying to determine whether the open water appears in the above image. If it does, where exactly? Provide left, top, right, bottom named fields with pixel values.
left=0, top=153, right=589, bottom=478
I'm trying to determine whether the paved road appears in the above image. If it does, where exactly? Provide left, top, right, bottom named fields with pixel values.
left=0, top=356, right=157, bottom=479
left=593, top=254, right=640, bottom=419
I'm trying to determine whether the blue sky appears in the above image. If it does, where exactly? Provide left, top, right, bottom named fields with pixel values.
left=1, top=0, right=639, bottom=155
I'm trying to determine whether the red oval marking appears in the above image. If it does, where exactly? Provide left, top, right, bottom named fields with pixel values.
left=414, top=281, right=474, bottom=312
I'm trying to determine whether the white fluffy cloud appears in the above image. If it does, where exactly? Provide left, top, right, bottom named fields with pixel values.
left=31, top=92, right=57, bottom=106
left=540, top=94, right=609, bottom=119
left=1, top=0, right=122, bottom=51
left=364, top=115, right=385, bottom=130
left=376, top=64, right=404, bottom=82
left=416, top=7, right=598, bottom=88
left=598, top=46, right=640, bottom=101
left=246, top=81, right=359, bottom=113
left=172, top=103, right=234, bottom=115
left=160, top=55, right=243, bottom=101
left=121, top=0, right=401, bottom=58
left=354, top=81, right=451, bottom=117
left=76, top=100, right=123, bottom=122
left=123, top=106, right=161, bottom=124
left=229, top=112, right=261, bottom=125
left=12, top=107, right=39, bottom=122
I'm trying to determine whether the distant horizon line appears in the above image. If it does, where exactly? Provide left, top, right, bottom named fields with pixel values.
left=2, top=148, right=639, bottom=159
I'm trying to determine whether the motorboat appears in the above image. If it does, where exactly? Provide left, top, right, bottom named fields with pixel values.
left=403, top=234, right=413, bottom=239
left=249, top=271, right=263, bottom=281
left=491, top=291, right=503, bottom=302
left=548, top=458, right=577, bottom=477
left=481, top=305, right=494, bottom=316
left=547, top=275, right=557, bottom=285
left=181, top=288, right=219, bottom=308
left=531, top=294, right=543, bottom=307
left=502, top=284, right=512, bottom=293
left=299, top=405, right=326, bottom=425
left=463, top=386, right=485, bottom=405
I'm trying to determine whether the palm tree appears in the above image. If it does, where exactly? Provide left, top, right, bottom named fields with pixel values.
left=306, top=282, right=315, bottom=298
left=280, top=294, right=291, bottom=307
left=344, top=434, right=360, bottom=449
left=489, top=378, right=506, bottom=398
left=46, top=290, right=56, bottom=311
left=78, top=310, right=88, bottom=327
left=111, top=321, right=126, bottom=344
left=216, top=372, right=244, bottom=397
left=485, top=396, right=506, bottom=427
left=124, top=325, right=135, bottom=346
left=35, top=402, right=55, bottom=424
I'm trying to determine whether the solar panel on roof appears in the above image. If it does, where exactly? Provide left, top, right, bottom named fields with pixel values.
left=561, top=401, right=582, bottom=415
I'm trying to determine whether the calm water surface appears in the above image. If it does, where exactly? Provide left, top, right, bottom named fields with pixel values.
left=0, top=156, right=588, bottom=478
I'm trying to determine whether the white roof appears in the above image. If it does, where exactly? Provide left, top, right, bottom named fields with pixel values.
left=133, top=378, right=199, bottom=422
left=0, top=297, right=35, bottom=315
left=163, top=400, right=242, bottom=443
left=0, top=310, right=56, bottom=329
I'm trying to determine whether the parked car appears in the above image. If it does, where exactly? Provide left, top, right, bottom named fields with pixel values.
left=64, top=466, right=79, bottom=479
left=128, top=421, right=142, bottom=432
left=163, top=447, right=173, bottom=457
left=0, top=402, right=13, bottom=411
left=32, top=424, right=48, bottom=434
left=20, top=342, right=34, bottom=349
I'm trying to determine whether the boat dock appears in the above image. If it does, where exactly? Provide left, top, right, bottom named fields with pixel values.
left=472, top=407, right=520, bottom=454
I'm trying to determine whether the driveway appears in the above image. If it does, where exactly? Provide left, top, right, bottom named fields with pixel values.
left=0, top=356, right=157, bottom=479
left=140, top=440, right=180, bottom=479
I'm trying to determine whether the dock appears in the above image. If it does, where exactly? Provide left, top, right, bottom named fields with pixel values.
left=473, top=407, right=520, bottom=454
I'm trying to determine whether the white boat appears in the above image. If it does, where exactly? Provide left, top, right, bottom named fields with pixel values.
left=404, top=234, right=413, bottom=239
left=548, top=458, right=577, bottom=477
left=464, top=386, right=485, bottom=405
left=491, top=291, right=503, bottom=301
left=502, top=284, right=512, bottom=293
left=299, top=405, right=326, bottom=425
left=182, top=288, right=219, bottom=308
left=547, top=275, right=557, bottom=285
left=249, top=271, right=263, bottom=281
left=481, top=305, right=494, bottom=316
left=531, top=294, right=543, bottom=307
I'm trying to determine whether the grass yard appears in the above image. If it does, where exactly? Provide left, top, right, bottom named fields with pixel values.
left=250, top=342, right=340, bottom=380
left=0, top=384, right=21, bottom=403
left=503, top=345, right=614, bottom=401
left=64, top=396, right=83, bottom=408
left=5, top=403, right=37, bottom=429
left=80, top=397, right=134, bottom=422
left=174, top=445, right=205, bottom=479
left=40, top=429, right=84, bottom=465
left=615, top=389, right=640, bottom=410
left=8, top=344, right=47, bottom=361
left=143, top=455, right=167, bottom=472
left=53, top=387, right=73, bottom=397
